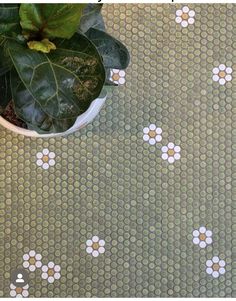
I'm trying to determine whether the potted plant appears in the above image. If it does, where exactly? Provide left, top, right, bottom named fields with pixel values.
left=0, top=4, right=130, bottom=137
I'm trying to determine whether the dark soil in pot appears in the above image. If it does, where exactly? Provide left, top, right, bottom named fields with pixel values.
left=1, top=101, right=27, bottom=129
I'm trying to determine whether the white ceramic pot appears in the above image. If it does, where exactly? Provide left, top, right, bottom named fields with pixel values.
left=0, top=95, right=107, bottom=138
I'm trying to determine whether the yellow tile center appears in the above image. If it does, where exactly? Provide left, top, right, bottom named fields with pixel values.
left=29, top=257, right=36, bottom=265
left=219, top=71, right=226, bottom=78
left=148, top=130, right=156, bottom=138
left=212, top=263, right=220, bottom=271
left=42, top=156, right=49, bottom=163
left=15, top=287, right=23, bottom=294
left=48, top=269, right=54, bottom=276
left=112, top=74, right=120, bottom=81
left=199, top=233, right=206, bottom=241
left=167, top=149, right=175, bottom=156
left=92, top=242, right=99, bottom=250
left=181, top=13, right=189, bottom=20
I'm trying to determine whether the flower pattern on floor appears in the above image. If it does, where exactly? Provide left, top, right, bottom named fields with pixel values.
left=143, top=124, right=162, bottom=145
left=23, top=250, right=42, bottom=271
left=86, top=236, right=105, bottom=257
left=110, top=69, right=126, bottom=85
left=10, top=284, right=29, bottom=298
left=2, top=3, right=236, bottom=298
left=175, top=6, right=195, bottom=27
left=36, top=148, right=56, bottom=170
left=192, top=227, right=212, bottom=248
left=41, top=262, right=61, bottom=283
left=212, top=64, right=233, bottom=85
left=206, top=256, right=226, bottom=278
left=161, top=143, right=181, bottom=163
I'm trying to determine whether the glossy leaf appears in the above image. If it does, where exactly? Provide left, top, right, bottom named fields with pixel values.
left=7, top=32, right=105, bottom=120
left=11, top=70, right=76, bottom=133
left=0, top=4, right=20, bottom=36
left=79, top=4, right=105, bottom=33
left=0, top=72, right=11, bottom=114
left=86, top=28, right=130, bottom=70
left=0, top=45, right=12, bottom=76
left=19, top=4, right=85, bottom=39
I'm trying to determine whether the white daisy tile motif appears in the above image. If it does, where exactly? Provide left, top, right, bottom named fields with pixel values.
left=41, top=262, right=61, bottom=283
left=206, top=256, right=226, bottom=278
left=212, top=64, right=232, bottom=85
left=143, top=124, right=162, bottom=145
left=161, top=143, right=181, bottom=163
left=23, top=250, right=42, bottom=272
left=36, top=148, right=55, bottom=170
left=10, top=283, right=29, bottom=298
left=192, top=227, right=212, bottom=248
left=175, top=6, right=195, bottom=27
left=86, top=236, right=105, bottom=257
left=110, top=69, right=126, bottom=85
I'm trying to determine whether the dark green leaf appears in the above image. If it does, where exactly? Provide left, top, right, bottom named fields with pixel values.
left=0, top=46, right=12, bottom=76
left=79, top=4, right=105, bottom=33
left=0, top=72, right=11, bottom=114
left=7, top=32, right=105, bottom=120
left=0, top=4, right=20, bottom=36
left=20, top=4, right=85, bottom=39
left=86, top=28, right=130, bottom=69
left=11, top=70, right=76, bottom=134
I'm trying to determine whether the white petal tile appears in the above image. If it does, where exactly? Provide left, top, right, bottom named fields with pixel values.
left=181, top=20, right=188, bottom=27
left=225, top=74, right=232, bottom=81
left=199, top=226, right=206, bottom=233
left=99, top=240, right=105, bottom=247
left=226, top=67, right=232, bottom=74
left=182, top=6, right=189, bottom=13
left=168, top=156, right=175, bottom=164
left=42, top=148, right=49, bottom=155
left=188, top=18, right=195, bottom=24
left=219, top=64, right=226, bottom=71
left=175, top=17, right=182, bottom=24
left=193, top=237, right=200, bottom=244
left=188, top=10, right=195, bottom=17
left=206, top=267, right=213, bottom=274
left=205, top=230, right=212, bottom=237
left=149, top=124, right=156, bottom=130
left=143, top=134, right=150, bottom=142
left=149, top=138, right=156, bottom=145
left=176, top=9, right=182, bottom=16
left=155, top=135, right=162, bottom=142
left=212, top=256, right=219, bottom=263
left=212, top=271, right=219, bottom=278
left=167, top=142, right=174, bottom=149
left=199, top=241, right=206, bottom=248
left=206, top=260, right=213, bottom=267
left=162, top=153, right=168, bottom=160
left=161, top=146, right=168, bottom=152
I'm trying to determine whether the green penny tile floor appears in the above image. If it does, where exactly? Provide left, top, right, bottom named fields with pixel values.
left=1, top=3, right=236, bottom=297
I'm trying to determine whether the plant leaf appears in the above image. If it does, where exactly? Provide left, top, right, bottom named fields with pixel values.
left=79, top=4, right=105, bottom=33
left=0, top=72, right=11, bottom=114
left=27, top=39, right=56, bottom=53
left=20, top=4, right=85, bottom=39
left=85, top=28, right=130, bottom=69
left=0, top=4, right=20, bottom=36
left=7, top=32, right=105, bottom=120
left=11, top=69, right=76, bottom=133
left=0, top=45, right=12, bottom=76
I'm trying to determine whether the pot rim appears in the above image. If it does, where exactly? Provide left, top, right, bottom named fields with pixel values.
left=0, top=95, right=106, bottom=138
